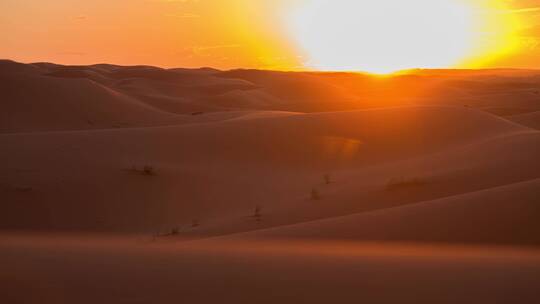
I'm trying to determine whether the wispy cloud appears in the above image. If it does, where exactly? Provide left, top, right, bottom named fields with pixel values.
left=71, top=15, right=87, bottom=21
left=176, top=44, right=242, bottom=59
left=146, top=0, right=200, bottom=3
left=164, top=13, right=200, bottom=18
left=503, top=7, right=540, bottom=14
left=58, top=51, right=86, bottom=56
left=191, top=44, right=242, bottom=55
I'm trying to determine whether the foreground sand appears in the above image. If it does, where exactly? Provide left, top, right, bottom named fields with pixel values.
left=2, top=235, right=540, bottom=304
left=1, top=60, right=539, bottom=303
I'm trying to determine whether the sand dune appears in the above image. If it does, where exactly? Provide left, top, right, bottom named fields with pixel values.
left=178, top=130, right=540, bottom=239
left=1, top=235, right=540, bottom=304
left=0, top=66, right=185, bottom=133
left=1, top=61, right=540, bottom=303
left=1, top=105, right=537, bottom=233
left=4, top=60, right=540, bottom=134
left=230, top=179, right=540, bottom=246
left=509, top=111, right=540, bottom=129
left=1, top=61, right=538, bottom=235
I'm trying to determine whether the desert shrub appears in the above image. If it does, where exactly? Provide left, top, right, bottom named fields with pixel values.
left=170, top=227, right=180, bottom=235
left=324, top=174, right=332, bottom=185
left=127, top=165, right=156, bottom=176
left=386, top=177, right=427, bottom=191
left=253, top=206, right=262, bottom=222
left=142, top=165, right=155, bottom=176
left=311, top=189, right=321, bottom=200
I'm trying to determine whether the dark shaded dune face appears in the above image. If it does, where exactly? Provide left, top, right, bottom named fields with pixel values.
left=0, top=106, right=536, bottom=233
left=108, top=66, right=192, bottom=82
left=112, top=76, right=258, bottom=114
left=184, top=80, right=258, bottom=97
left=238, top=179, right=540, bottom=246
left=128, top=94, right=225, bottom=114
left=2, top=61, right=540, bottom=134
left=0, top=72, right=184, bottom=133
left=200, top=89, right=283, bottom=109
left=217, top=70, right=360, bottom=111
left=0, top=60, right=42, bottom=75
left=220, top=70, right=349, bottom=94
left=481, top=107, right=540, bottom=117
left=2, top=61, right=540, bottom=304
left=45, top=69, right=97, bottom=79
left=509, top=111, right=540, bottom=129
left=178, top=130, right=539, bottom=240
left=168, top=67, right=221, bottom=75
left=0, top=60, right=539, bottom=239
left=43, top=67, right=113, bottom=85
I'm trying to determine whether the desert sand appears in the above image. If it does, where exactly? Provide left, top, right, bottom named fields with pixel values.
left=1, top=59, right=539, bottom=303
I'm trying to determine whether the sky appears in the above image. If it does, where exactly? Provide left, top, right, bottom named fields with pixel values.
left=1, top=0, right=540, bottom=72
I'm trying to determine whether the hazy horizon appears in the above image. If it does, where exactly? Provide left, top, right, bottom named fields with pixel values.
left=2, top=0, right=540, bottom=73
left=2, top=1, right=540, bottom=303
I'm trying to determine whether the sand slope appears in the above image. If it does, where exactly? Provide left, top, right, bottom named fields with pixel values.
left=1, top=61, right=540, bottom=304
left=509, top=111, right=540, bottom=129
left=3, top=60, right=540, bottom=133
left=231, top=179, right=540, bottom=246
left=0, top=65, right=185, bottom=133
left=1, top=235, right=539, bottom=304
left=1, top=105, right=537, bottom=234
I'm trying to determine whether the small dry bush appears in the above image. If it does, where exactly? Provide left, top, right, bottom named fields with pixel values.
left=127, top=165, right=156, bottom=176
left=311, top=189, right=321, bottom=200
left=386, top=177, right=427, bottom=191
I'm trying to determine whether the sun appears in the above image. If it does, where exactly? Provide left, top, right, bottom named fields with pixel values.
left=284, top=0, right=519, bottom=74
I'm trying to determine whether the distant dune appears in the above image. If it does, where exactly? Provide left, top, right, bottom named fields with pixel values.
left=2, top=59, right=540, bottom=133
left=1, top=60, right=539, bottom=303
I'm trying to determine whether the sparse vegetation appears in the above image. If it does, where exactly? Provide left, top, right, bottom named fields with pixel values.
left=151, top=225, right=182, bottom=239
left=386, top=177, right=427, bottom=191
left=127, top=165, right=156, bottom=176
left=142, top=165, right=155, bottom=176
left=253, top=205, right=262, bottom=222
left=311, top=189, right=321, bottom=200
left=324, top=174, right=332, bottom=185
left=170, top=226, right=180, bottom=235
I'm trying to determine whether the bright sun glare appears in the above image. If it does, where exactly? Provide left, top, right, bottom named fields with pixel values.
left=286, top=0, right=519, bottom=74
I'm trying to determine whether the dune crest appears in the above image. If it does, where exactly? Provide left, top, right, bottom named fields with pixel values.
left=1, top=60, right=540, bottom=304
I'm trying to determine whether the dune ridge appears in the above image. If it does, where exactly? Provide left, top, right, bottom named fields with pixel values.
left=1, top=60, right=540, bottom=303
left=3, top=60, right=540, bottom=133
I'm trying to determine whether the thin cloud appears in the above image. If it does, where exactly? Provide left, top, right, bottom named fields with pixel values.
left=164, top=13, right=200, bottom=18
left=71, top=15, right=87, bottom=21
left=504, top=7, right=540, bottom=14
left=191, top=44, right=242, bottom=55
left=147, top=0, right=200, bottom=3
left=58, top=51, right=86, bottom=56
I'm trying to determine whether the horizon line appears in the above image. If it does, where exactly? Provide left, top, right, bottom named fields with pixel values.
left=2, top=58, right=540, bottom=75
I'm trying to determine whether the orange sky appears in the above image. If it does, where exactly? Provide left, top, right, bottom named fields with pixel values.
left=1, top=0, right=540, bottom=71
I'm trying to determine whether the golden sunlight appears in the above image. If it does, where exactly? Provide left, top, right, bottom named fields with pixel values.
left=285, top=0, right=521, bottom=73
